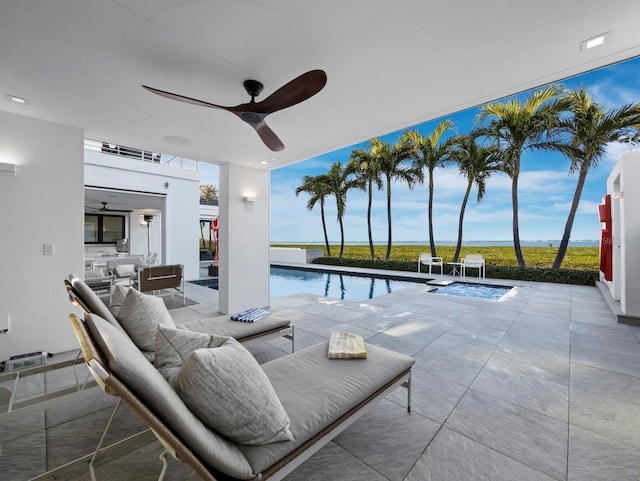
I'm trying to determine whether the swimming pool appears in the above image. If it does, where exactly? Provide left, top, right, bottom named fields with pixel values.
left=190, top=267, right=515, bottom=302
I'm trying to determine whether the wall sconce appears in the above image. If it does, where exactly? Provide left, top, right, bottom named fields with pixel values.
left=243, top=196, right=256, bottom=204
left=0, top=162, right=16, bottom=176
left=613, top=190, right=623, bottom=199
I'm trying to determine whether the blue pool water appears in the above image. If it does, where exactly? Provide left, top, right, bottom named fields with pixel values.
left=191, top=267, right=514, bottom=302
left=429, top=282, right=512, bottom=300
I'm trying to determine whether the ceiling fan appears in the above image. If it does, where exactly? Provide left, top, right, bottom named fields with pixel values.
left=142, top=69, right=327, bottom=152
left=86, top=202, right=133, bottom=213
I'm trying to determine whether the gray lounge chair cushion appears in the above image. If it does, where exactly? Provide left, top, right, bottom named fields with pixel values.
left=84, top=268, right=107, bottom=278
left=155, top=326, right=219, bottom=385
left=173, top=335, right=293, bottom=446
left=84, top=314, right=256, bottom=480
left=116, top=288, right=175, bottom=351
left=69, top=275, right=125, bottom=332
left=238, top=341, right=415, bottom=473
left=180, top=313, right=290, bottom=340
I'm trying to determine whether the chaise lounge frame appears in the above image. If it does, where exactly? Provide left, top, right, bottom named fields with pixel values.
left=68, top=312, right=413, bottom=481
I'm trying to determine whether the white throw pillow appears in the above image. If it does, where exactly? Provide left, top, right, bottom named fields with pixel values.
left=84, top=268, right=106, bottom=278
left=116, top=288, right=175, bottom=351
left=114, top=264, right=135, bottom=277
left=155, top=326, right=223, bottom=386
left=174, top=336, right=293, bottom=446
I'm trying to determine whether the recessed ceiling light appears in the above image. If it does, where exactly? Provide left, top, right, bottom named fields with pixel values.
left=259, top=160, right=270, bottom=165
left=581, top=33, right=608, bottom=51
left=7, top=94, right=28, bottom=104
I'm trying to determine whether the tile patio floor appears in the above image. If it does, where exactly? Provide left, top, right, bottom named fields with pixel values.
left=2, top=270, right=640, bottom=480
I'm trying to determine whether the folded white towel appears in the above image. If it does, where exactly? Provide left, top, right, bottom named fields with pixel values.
left=328, top=332, right=367, bottom=359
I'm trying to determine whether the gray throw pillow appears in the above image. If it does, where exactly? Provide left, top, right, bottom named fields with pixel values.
left=116, top=288, right=175, bottom=351
left=109, top=285, right=130, bottom=317
left=174, top=336, right=293, bottom=446
left=155, top=326, right=225, bottom=386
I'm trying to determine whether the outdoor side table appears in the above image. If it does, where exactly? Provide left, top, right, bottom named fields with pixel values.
left=448, top=262, right=462, bottom=276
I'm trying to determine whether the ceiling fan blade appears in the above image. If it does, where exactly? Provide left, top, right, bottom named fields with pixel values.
left=142, top=85, right=229, bottom=110
left=254, top=121, right=285, bottom=152
left=246, top=70, right=327, bottom=114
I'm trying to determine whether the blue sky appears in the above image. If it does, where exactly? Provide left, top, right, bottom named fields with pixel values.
left=200, top=56, right=640, bottom=244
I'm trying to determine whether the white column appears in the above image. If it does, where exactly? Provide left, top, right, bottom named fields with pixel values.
left=218, top=163, right=270, bottom=314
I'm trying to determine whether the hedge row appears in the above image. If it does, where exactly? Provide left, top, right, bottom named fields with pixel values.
left=311, top=257, right=599, bottom=286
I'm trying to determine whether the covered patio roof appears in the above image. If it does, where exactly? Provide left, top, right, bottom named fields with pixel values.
left=2, top=1, right=640, bottom=170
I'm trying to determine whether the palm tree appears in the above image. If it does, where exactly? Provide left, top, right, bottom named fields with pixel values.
left=324, top=162, right=361, bottom=258
left=295, top=174, right=332, bottom=256
left=368, top=138, right=416, bottom=261
left=477, top=85, right=570, bottom=268
left=552, top=88, right=640, bottom=268
left=401, top=120, right=455, bottom=257
left=449, top=133, right=501, bottom=262
left=349, top=144, right=382, bottom=261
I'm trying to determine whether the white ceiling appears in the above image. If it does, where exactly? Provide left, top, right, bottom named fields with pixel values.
left=2, top=0, right=640, bottom=173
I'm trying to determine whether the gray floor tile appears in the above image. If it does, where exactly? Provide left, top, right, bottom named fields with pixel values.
left=405, top=427, right=556, bottom=481
left=283, top=442, right=388, bottom=481
left=570, top=342, right=640, bottom=378
left=335, top=399, right=439, bottom=480
left=445, top=389, right=568, bottom=480
left=367, top=332, right=432, bottom=356
left=414, top=348, right=485, bottom=387
left=424, top=332, right=498, bottom=364
left=570, top=320, right=638, bottom=343
left=570, top=363, right=640, bottom=407
left=386, top=364, right=467, bottom=424
left=0, top=430, right=46, bottom=481
left=471, top=364, right=568, bottom=421
left=570, top=385, right=640, bottom=449
left=568, top=424, right=640, bottom=481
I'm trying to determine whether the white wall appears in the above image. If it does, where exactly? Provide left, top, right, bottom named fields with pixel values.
left=85, top=151, right=200, bottom=280
left=218, top=164, right=270, bottom=314
left=0, top=111, right=84, bottom=359
left=607, top=150, right=640, bottom=321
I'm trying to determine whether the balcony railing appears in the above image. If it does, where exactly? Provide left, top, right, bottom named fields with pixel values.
left=84, top=138, right=199, bottom=171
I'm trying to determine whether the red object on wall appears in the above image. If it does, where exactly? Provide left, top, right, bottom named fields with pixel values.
left=599, top=194, right=612, bottom=281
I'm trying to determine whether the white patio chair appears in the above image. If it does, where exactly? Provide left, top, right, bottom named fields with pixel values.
left=461, top=254, right=485, bottom=278
left=417, top=253, right=443, bottom=274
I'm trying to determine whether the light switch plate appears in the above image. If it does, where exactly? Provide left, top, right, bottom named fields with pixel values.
left=44, top=243, right=55, bottom=255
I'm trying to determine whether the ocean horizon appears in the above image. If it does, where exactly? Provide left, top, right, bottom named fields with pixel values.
left=273, top=240, right=600, bottom=247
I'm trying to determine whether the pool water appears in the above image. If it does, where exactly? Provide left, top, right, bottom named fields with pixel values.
left=430, top=282, right=513, bottom=300
left=190, top=268, right=514, bottom=302
left=269, top=267, right=420, bottom=301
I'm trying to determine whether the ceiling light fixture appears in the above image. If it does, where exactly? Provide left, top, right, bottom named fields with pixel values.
left=581, top=33, right=608, bottom=51
left=259, top=160, right=270, bottom=165
left=6, top=94, right=28, bottom=104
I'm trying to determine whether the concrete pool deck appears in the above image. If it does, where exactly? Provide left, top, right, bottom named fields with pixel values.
left=3, top=269, right=640, bottom=480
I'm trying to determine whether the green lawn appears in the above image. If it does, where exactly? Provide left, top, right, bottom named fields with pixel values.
left=271, top=244, right=600, bottom=271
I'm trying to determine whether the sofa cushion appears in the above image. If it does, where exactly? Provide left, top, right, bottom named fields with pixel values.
left=116, top=288, right=175, bottom=351
left=174, top=336, right=293, bottom=446
left=114, top=264, right=136, bottom=278
left=84, top=268, right=106, bottom=278
left=155, top=326, right=218, bottom=385
left=84, top=314, right=255, bottom=480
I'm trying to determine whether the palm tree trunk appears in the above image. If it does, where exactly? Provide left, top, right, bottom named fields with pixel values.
left=385, top=175, right=392, bottom=262
left=428, top=171, right=436, bottom=257
left=553, top=162, right=589, bottom=269
left=511, top=163, right=526, bottom=268
left=320, top=201, right=331, bottom=257
left=338, top=216, right=345, bottom=258
left=367, top=179, right=375, bottom=261
left=454, top=181, right=473, bottom=262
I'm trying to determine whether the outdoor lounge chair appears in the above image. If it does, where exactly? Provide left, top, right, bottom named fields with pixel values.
left=68, top=312, right=414, bottom=481
left=461, top=253, right=486, bottom=278
left=417, top=253, right=443, bottom=274
left=66, top=274, right=295, bottom=357
left=133, top=264, right=185, bottom=304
